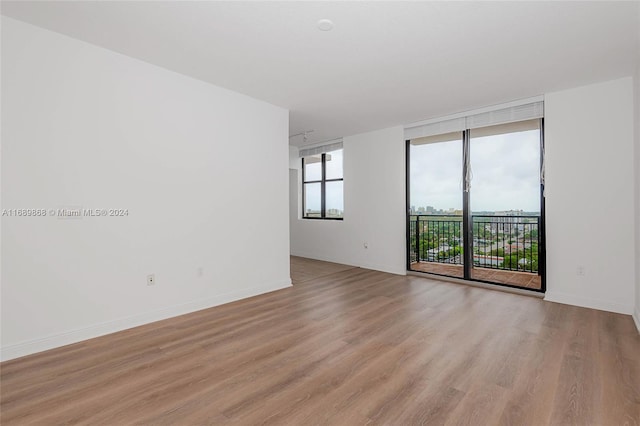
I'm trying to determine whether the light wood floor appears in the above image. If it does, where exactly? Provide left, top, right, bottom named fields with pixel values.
left=1, top=257, right=639, bottom=425
left=290, top=255, right=357, bottom=284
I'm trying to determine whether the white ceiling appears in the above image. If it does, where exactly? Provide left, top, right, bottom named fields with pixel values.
left=2, top=1, right=639, bottom=146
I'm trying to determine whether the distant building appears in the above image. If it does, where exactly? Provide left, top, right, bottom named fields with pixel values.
left=426, top=244, right=451, bottom=261
left=491, top=210, right=520, bottom=222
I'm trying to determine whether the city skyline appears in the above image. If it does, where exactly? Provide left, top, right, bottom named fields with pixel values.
left=409, top=206, right=540, bottom=215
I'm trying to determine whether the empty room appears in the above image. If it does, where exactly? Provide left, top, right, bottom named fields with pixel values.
left=1, top=1, right=639, bottom=425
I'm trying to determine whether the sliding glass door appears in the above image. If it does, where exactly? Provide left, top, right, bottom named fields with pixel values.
left=407, top=119, right=545, bottom=292
left=408, top=132, right=464, bottom=278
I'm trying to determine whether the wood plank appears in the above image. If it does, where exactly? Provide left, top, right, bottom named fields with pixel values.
left=1, top=256, right=638, bottom=425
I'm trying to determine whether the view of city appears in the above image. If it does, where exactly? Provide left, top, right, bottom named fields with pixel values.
left=409, top=126, right=542, bottom=287
left=409, top=208, right=540, bottom=274
left=303, top=150, right=344, bottom=219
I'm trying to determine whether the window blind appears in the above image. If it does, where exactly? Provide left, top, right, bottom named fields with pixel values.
left=465, top=102, right=544, bottom=130
left=469, top=119, right=540, bottom=138
left=299, top=139, right=343, bottom=158
left=409, top=131, right=463, bottom=146
left=404, top=97, right=544, bottom=140
left=404, top=117, right=466, bottom=141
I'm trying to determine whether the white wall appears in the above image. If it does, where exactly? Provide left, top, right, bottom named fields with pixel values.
left=290, top=126, right=406, bottom=275
left=290, top=78, right=637, bottom=317
left=545, top=77, right=635, bottom=315
left=1, top=17, right=290, bottom=360
left=289, top=145, right=300, bottom=170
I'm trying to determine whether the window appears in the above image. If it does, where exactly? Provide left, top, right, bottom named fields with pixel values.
left=405, top=97, right=546, bottom=292
left=302, top=149, right=343, bottom=219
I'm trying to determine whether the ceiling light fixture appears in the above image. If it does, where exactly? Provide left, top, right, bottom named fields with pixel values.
left=317, top=19, right=334, bottom=31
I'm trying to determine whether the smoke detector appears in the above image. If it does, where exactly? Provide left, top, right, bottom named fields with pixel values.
left=317, top=19, right=334, bottom=31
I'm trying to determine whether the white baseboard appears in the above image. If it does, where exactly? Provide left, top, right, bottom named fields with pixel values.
left=544, top=291, right=634, bottom=315
left=0, top=279, right=292, bottom=362
left=353, top=259, right=406, bottom=276
left=633, top=308, right=640, bottom=334
left=291, top=251, right=406, bottom=276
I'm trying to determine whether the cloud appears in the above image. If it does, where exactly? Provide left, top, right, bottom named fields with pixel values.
left=410, top=130, right=541, bottom=212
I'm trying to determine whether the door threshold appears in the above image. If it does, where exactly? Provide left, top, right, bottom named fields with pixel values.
left=406, top=270, right=544, bottom=298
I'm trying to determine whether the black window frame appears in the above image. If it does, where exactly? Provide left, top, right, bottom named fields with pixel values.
left=302, top=151, right=344, bottom=220
left=405, top=118, right=546, bottom=293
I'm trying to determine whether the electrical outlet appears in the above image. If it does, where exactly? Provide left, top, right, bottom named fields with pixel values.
left=147, top=274, right=155, bottom=286
left=363, top=242, right=369, bottom=249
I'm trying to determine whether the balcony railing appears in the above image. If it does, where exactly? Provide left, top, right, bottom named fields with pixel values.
left=409, top=215, right=463, bottom=265
left=409, top=214, right=540, bottom=274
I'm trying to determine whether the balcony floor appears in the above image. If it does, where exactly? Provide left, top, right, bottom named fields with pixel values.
left=410, top=262, right=542, bottom=290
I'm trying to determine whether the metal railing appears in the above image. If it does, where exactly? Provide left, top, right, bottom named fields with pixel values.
left=409, top=215, right=463, bottom=265
left=409, top=214, right=540, bottom=274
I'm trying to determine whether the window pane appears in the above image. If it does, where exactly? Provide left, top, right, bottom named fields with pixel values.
left=326, top=181, right=344, bottom=218
left=409, top=135, right=463, bottom=214
left=304, top=182, right=321, bottom=217
left=469, top=121, right=540, bottom=213
left=325, top=149, right=343, bottom=180
left=303, top=155, right=322, bottom=182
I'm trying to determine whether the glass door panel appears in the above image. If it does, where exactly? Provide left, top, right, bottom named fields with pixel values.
left=468, top=120, right=542, bottom=289
left=408, top=132, right=464, bottom=278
